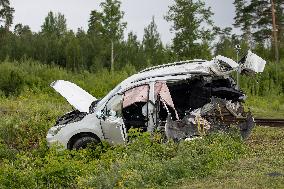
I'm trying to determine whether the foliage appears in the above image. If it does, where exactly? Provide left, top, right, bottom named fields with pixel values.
left=0, top=0, right=14, bottom=30
left=41, top=11, right=67, bottom=37
left=165, top=0, right=215, bottom=60
left=0, top=61, right=135, bottom=98
left=240, top=62, right=284, bottom=96
left=0, top=0, right=283, bottom=75
left=142, top=16, right=166, bottom=66
left=233, top=0, right=253, bottom=42
left=89, top=0, right=126, bottom=41
left=0, top=62, right=25, bottom=96
left=233, top=0, right=284, bottom=60
left=0, top=126, right=246, bottom=188
left=176, top=126, right=284, bottom=188
left=88, top=0, right=126, bottom=71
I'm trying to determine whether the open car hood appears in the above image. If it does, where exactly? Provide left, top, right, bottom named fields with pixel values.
left=51, top=80, right=96, bottom=113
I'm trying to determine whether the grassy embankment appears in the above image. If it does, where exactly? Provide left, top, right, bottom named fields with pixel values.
left=0, top=60, right=283, bottom=188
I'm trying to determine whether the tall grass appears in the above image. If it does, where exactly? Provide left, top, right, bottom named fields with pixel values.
left=240, top=62, right=284, bottom=96
left=0, top=131, right=246, bottom=189
left=0, top=60, right=136, bottom=98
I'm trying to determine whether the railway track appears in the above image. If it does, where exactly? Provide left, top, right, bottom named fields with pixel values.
left=254, top=118, right=284, bottom=128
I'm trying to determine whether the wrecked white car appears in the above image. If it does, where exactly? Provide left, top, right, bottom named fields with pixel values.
left=47, top=50, right=266, bottom=149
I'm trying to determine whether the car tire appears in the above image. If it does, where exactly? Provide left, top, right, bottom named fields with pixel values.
left=72, top=136, right=99, bottom=150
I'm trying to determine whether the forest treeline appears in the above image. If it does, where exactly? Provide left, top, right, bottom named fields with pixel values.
left=0, top=0, right=283, bottom=72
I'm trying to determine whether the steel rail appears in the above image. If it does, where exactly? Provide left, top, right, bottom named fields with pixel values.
left=254, top=118, right=284, bottom=128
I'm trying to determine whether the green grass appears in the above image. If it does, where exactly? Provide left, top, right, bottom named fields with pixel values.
left=245, top=95, right=284, bottom=118
left=176, top=126, right=284, bottom=189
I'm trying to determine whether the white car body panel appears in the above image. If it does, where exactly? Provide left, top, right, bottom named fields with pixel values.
left=47, top=114, right=104, bottom=148
left=241, top=50, right=266, bottom=73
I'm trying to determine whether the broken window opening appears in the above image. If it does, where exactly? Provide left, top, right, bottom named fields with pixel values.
left=167, top=75, right=244, bottom=118
left=105, top=94, right=124, bottom=118
left=122, top=85, right=150, bottom=132
left=122, top=102, right=148, bottom=132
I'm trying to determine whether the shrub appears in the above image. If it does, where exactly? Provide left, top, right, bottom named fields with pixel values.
left=0, top=63, right=25, bottom=96
left=0, top=131, right=246, bottom=189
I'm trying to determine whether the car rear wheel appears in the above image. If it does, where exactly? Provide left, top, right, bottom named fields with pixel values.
left=72, top=136, right=99, bottom=150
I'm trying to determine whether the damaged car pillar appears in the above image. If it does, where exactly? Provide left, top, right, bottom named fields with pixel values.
left=47, top=50, right=266, bottom=149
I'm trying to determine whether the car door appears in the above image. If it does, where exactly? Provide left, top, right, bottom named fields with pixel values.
left=101, top=94, right=127, bottom=144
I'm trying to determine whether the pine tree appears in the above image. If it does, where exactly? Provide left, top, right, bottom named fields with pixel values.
left=142, top=16, right=163, bottom=66
left=0, top=0, right=14, bottom=31
left=234, top=0, right=284, bottom=60
left=233, top=0, right=253, bottom=43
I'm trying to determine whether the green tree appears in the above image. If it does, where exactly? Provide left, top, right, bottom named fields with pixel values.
left=165, top=0, right=214, bottom=60
left=234, top=0, right=284, bottom=60
left=214, top=27, right=235, bottom=58
left=14, top=24, right=31, bottom=36
left=142, top=16, right=165, bottom=66
left=65, top=31, right=82, bottom=71
left=88, top=0, right=126, bottom=71
left=88, top=10, right=104, bottom=37
left=12, top=24, right=33, bottom=60
left=41, top=11, right=67, bottom=36
left=0, top=0, right=14, bottom=31
left=119, top=32, right=144, bottom=69
left=39, top=12, right=67, bottom=65
left=233, top=0, right=253, bottom=43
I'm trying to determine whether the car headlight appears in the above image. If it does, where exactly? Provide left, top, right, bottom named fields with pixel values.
left=48, top=125, right=65, bottom=136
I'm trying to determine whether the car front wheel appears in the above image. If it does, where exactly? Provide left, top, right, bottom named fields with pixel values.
left=72, top=136, right=99, bottom=150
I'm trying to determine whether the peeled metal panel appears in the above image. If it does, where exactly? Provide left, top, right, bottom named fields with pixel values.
left=210, top=56, right=239, bottom=76
left=242, top=50, right=266, bottom=73
left=51, top=80, right=96, bottom=113
left=155, top=82, right=179, bottom=120
left=215, top=55, right=239, bottom=69
left=123, top=85, right=149, bottom=108
left=155, top=82, right=175, bottom=109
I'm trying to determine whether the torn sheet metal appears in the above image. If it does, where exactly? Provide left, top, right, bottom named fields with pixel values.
left=165, top=97, right=255, bottom=141
left=155, top=82, right=179, bottom=120
left=215, top=55, right=239, bottom=69
left=210, top=56, right=239, bottom=76
left=165, top=114, right=211, bottom=141
left=210, top=51, right=266, bottom=76
left=51, top=80, right=97, bottom=113
left=241, top=50, right=266, bottom=73
left=123, top=85, right=149, bottom=108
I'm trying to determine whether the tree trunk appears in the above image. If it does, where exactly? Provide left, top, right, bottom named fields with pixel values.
left=111, top=40, right=114, bottom=72
left=271, top=0, right=279, bottom=63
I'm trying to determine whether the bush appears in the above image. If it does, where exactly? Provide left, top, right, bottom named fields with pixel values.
left=0, top=63, right=25, bottom=96
left=0, top=131, right=246, bottom=189
left=0, top=61, right=134, bottom=98
left=240, top=62, right=284, bottom=96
